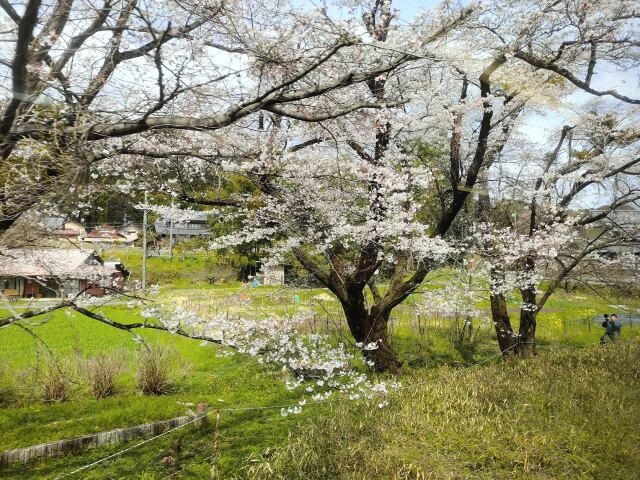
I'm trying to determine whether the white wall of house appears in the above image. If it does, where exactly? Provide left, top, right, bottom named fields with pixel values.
left=262, top=265, right=285, bottom=286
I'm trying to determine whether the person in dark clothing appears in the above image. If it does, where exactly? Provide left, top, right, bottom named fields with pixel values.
left=609, top=314, right=622, bottom=338
left=601, top=314, right=611, bottom=344
left=601, top=313, right=621, bottom=344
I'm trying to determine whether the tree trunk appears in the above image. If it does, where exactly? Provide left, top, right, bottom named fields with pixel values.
left=489, top=292, right=519, bottom=353
left=517, top=288, right=538, bottom=356
left=362, top=310, right=402, bottom=374
left=517, top=309, right=537, bottom=356
left=341, top=294, right=402, bottom=374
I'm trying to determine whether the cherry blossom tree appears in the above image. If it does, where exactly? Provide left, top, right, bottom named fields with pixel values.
left=0, top=0, right=432, bottom=233
left=473, top=110, right=640, bottom=354
left=194, top=0, right=640, bottom=371
left=2, top=0, right=639, bottom=374
left=73, top=0, right=639, bottom=372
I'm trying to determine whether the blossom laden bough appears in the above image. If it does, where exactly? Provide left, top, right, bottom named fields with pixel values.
left=137, top=303, right=399, bottom=409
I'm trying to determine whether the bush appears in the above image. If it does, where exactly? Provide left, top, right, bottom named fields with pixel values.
left=135, top=343, right=184, bottom=395
left=39, top=356, right=73, bottom=402
left=83, top=352, right=123, bottom=399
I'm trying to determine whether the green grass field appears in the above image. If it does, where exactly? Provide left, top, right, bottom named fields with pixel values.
left=0, top=250, right=638, bottom=478
left=251, top=341, right=640, bottom=480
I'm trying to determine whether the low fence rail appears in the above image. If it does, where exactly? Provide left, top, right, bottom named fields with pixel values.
left=0, top=404, right=208, bottom=467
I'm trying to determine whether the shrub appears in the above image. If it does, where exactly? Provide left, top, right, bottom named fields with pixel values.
left=83, top=352, right=123, bottom=399
left=40, top=356, right=72, bottom=402
left=135, top=343, right=183, bottom=395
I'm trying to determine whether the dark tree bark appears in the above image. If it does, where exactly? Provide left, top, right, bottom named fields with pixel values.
left=362, top=311, right=402, bottom=374
left=341, top=291, right=402, bottom=374
left=488, top=286, right=538, bottom=357
left=517, top=287, right=538, bottom=356
left=489, top=292, right=519, bottom=353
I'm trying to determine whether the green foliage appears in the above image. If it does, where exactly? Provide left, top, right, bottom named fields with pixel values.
left=409, top=140, right=450, bottom=228
left=171, top=237, right=210, bottom=254
left=102, top=249, right=238, bottom=284
left=80, top=190, right=143, bottom=225
left=194, top=172, right=269, bottom=280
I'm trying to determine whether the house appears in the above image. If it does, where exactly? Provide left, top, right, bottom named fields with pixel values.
left=40, top=217, right=87, bottom=240
left=52, top=228, right=82, bottom=239
left=83, top=228, right=133, bottom=245
left=116, top=224, right=140, bottom=243
left=0, top=249, right=129, bottom=298
left=52, top=221, right=86, bottom=240
left=154, top=212, right=210, bottom=242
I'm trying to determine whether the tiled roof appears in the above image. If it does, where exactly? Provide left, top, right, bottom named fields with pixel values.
left=52, top=229, right=81, bottom=237
left=86, top=230, right=127, bottom=239
left=0, top=249, right=109, bottom=278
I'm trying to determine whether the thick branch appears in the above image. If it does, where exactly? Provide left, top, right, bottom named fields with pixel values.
left=265, top=101, right=404, bottom=122
left=13, top=55, right=414, bottom=141
left=292, top=247, right=346, bottom=301
left=434, top=55, right=506, bottom=236
left=70, top=305, right=224, bottom=344
left=514, top=50, right=640, bottom=104
left=0, top=300, right=71, bottom=328
left=0, top=0, right=41, bottom=142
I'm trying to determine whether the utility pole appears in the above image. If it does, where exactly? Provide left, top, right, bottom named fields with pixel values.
left=169, top=201, right=174, bottom=259
left=142, top=191, right=148, bottom=294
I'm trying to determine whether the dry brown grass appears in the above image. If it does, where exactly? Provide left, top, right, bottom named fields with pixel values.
left=83, top=352, right=123, bottom=399
left=247, top=341, right=640, bottom=480
left=135, top=343, right=181, bottom=395
left=39, top=356, right=73, bottom=402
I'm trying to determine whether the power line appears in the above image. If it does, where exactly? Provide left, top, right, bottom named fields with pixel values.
left=54, top=414, right=204, bottom=480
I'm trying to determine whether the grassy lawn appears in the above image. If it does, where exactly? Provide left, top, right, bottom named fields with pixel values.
left=253, top=340, right=640, bottom=480
left=0, top=302, right=310, bottom=479
left=0, top=305, right=303, bottom=447
left=0, top=252, right=638, bottom=478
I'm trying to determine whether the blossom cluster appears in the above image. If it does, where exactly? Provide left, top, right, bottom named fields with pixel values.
left=136, top=303, right=399, bottom=410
